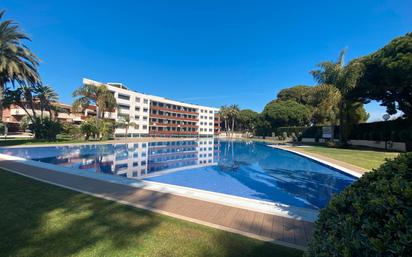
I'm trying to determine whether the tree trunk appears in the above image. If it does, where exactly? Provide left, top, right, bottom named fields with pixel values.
left=339, top=100, right=347, bottom=145
left=0, top=81, right=4, bottom=123
left=231, top=118, right=235, bottom=137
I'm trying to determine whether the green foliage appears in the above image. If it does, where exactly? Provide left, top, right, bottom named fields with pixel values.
left=30, top=118, right=62, bottom=140
left=262, top=100, right=311, bottom=128
left=277, top=85, right=314, bottom=105
left=306, top=153, right=412, bottom=257
left=62, top=123, right=82, bottom=139
left=80, top=118, right=99, bottom=140
left=354, top=33, right=412, bottom=118
left=0, top=122, right=5, bottom=134
left=72, top=83, right=117, bottom=119
left=349, top=119, right=412, bottom=142
left=276, top=126, right=307, bottom=137
left=100, top=119, right=115, bottom=140
left=237, top=109, right=259, bottom=132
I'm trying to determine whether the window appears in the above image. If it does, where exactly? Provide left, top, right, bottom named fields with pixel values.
left=118, top=104, right=130, bottom=110
left=134, top=115, right=139, bottom=120
left=135, top=97, right=140, bottom=102
left=135, top=107, right=140, bottom=111
left=143, top=116, right=148, bottom=121
left=143, top=108, right=148, bottom=112
left=118, top=94, right=130, bottom=101
left=143, top=99, right=148, bottom=104
left=143, top=125, right=147, bottom=130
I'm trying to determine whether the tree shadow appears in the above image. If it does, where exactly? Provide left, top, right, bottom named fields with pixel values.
left=0, top=170, right=303, bottom=257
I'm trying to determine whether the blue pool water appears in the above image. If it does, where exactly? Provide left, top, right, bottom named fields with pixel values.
left=0, top=139, right=356, bottom=210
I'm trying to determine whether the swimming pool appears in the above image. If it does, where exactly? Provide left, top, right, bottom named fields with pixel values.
left=0, top=139, right=356, bottom=212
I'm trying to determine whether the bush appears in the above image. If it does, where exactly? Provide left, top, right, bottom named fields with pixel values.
left=30, top=118, right=62, bottom=140
left=62, top=123, right=82, bottom=139
left=276, top=126, right=307, bottom=137
left=306, top=153, right=412, bottom=257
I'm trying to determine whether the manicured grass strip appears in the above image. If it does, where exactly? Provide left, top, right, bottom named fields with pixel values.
left=294, top=146, right=398, bottom=170
left=0, top=170, right=302, bottom=257
left=0, top=138, right=96, bottom=147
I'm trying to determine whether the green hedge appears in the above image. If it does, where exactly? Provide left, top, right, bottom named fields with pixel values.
left=298, top=119, right=411, bottom=142
left=306, top=153, right=412, bottom=257
left=275, top=126, right=308, bottom=137
left=349, top=119, right=412, bottom=141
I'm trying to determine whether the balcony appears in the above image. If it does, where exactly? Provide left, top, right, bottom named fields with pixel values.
left=150, top=122, right=198, bottom=129
left=150, top=114, right=198, bottom=122
left=150, top=105, right=198, bottom=115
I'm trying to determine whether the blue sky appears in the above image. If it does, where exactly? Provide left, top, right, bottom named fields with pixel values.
left=3, top=0, right=411, bottom=121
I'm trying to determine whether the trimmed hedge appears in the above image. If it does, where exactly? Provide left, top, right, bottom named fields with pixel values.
left=305, top=153, right=412, bottom=257
left=299, top=119, right=411, bottom=142
left=276, top=126, right=308, bottom=137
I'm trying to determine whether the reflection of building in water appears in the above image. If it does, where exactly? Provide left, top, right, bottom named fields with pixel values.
left=110, top=139, right=220, bottom=179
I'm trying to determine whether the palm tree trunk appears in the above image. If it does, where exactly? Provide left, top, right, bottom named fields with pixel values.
left=339, top=100, right=347, bottom=145
left=0, top=81, right=4, bottom=123
left=231, top=118, right=235, bottom=136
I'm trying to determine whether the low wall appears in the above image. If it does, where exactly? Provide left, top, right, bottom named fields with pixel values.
left=348, top=140, right=406, bottom=152
left=300, top=138, right=406, bottom=152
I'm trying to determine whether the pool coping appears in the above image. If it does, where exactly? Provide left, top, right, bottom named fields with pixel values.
left=267, top=145, right=363, bottom=178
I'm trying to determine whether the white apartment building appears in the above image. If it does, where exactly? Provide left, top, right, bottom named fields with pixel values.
left=83, top=78, right=220, bottom=137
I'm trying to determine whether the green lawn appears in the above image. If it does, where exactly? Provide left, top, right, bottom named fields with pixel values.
left=0, top=171, right=302, bottom=257
left=293, top=145, right=399, bottom=170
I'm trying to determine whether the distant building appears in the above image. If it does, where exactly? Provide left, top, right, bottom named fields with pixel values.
left=2, top=102, right=83, bottom=132
left=83, top=78, right=220, bottom=137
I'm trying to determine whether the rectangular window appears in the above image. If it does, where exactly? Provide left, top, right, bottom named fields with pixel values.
left=143, top=116, right=148, bottom=121
left=135, top=107, right=140, bottom=111
left=143, top=108, right=148, bottom=112
left=135, top=97, right=140, bottom=102
left=143, top=125, right=147, bottom=130
left=143, top=99, right=148, bottom=104
left=134, top=115, right=140, bottom=120
left=118, top=104, right=130, bottom=110
left=118, top=94, right=130, bottom=101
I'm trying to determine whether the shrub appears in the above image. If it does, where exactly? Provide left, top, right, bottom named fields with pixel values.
left=62, top=123, right=82, bottom=139
left=30, top=118, right=62, bottom=140
left=306, top=153, right=412, bottom=257
left=80, top=119, right=99, bottom=140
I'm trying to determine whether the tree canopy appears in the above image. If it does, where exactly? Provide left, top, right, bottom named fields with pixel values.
left=262, top=100, right=311, bottom=128
left=352, top=32, right=412, bottom=118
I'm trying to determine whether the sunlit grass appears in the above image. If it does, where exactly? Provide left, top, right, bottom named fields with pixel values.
left=294, top=145, right=399, bottom=170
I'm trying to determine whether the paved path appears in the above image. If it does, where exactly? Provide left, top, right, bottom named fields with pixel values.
left=0, top=158, right=313, bottom=250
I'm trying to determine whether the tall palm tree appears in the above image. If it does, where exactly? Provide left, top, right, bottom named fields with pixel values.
left=219, top=105, right=230, bottom=135
left=0, top=10, right=40, bottom=121
left=34, top=85, right=59, bottom=119
left=72, top=83, right=117, bottom=120
left=228, top=104, right=240, bottom=136
left=116, top=115, right=137, bottom=138
left=311, top=49, right=363, bottom=144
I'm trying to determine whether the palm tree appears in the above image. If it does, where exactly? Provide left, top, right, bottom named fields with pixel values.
left=311, top=49, right=363, bottom=144
left=34, top=85, right=59, bottom=119
left=72, top=83, right=117, bottom=121
left=0, top=10, right=41, bottom=121
left=116, top=116, right=137, bottom=138
left=228, top=104, right=240, bottom=136
left=219, top=105, right=230, bottom=135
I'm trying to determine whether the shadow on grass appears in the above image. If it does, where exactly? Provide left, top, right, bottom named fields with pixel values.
left=0, top=170, right=302, bottom=257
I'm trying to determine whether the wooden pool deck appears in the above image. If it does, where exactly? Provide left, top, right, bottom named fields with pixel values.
left=0, top=158, right=314, bottom=250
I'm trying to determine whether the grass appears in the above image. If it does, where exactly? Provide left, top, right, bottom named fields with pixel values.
left=0, top=170, right=302, bottom=257
left=0, top=136, right=107, bottom=147
left=292, top=145, right=399, bottom=170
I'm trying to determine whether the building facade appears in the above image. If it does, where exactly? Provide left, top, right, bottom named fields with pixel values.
left=83, top=78, right=220, bottom=137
